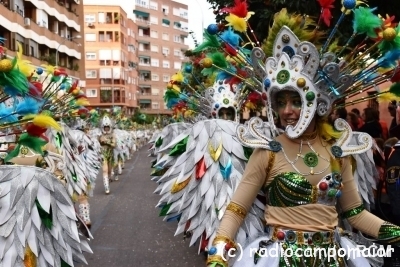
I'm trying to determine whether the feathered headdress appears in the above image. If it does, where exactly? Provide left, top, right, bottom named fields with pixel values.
left=179, top=0, right=400, bottom=138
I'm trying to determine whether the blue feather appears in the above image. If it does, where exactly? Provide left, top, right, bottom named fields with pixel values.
left=219, top=158, right=232, bottom=180
left=0, top=104, right=17, bottom=123
left=378, top=49, right=400, bottom=68
left=16, top=97, right=39, bottom=115
left=220, top=27, right=240, bottom=48
left=216, top=65, right=236, bottom=81
left=3, top=86, right=21, bottom=97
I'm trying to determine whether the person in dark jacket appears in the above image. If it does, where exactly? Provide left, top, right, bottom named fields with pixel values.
left=359, top=107, right=383, bottom=139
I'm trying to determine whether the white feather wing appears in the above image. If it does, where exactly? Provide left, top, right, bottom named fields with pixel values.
left=154, top=119, right=264, bottom=250
left=0, top=165, right=92, bottom=267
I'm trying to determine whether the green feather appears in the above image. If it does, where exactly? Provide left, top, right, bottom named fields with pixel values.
left=163, top=89, right=179, bottom=102
left=17, top=133, right=48, bottom=155
left=379, top=25, right=400, bottom=54
left=61, top=258, right=72, bottom=267
left=193, top=30, right=220, bottom=53
left=159, top=203, right=172, bottom=216
left=4, top=144, right=21, bottom=162
left=35, top=199, right=53, bottom=230
left=353, top=7, right=382, bottom=38
left=389, top=82, right=400, bottom=97
left=209, top=52, right=228, bottom=68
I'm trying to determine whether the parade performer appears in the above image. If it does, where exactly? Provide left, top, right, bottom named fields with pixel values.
left=68, top=117, right=102, bottom=228
left=0, top=43, right=93, bottom=266
left=197, top=0, right=400, bottom=266
left=98, top=113, right=116, bottom=194
left=152, top=31, right=267, bottom=254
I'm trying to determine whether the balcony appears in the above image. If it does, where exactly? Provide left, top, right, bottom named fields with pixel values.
left=137, top=33, right=151, bottom=42
left=100, top=89, right=126, bottom=104
left=24, top=0, right=79, bottom=30
left=0, top=6, right=81, bottom=57
left=136, top=19, right=151, bottom=29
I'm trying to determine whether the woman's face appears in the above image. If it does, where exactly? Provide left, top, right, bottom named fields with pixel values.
left=276, top=91, right=302, bottom=128
left=218, top=107, right=235, bottom=121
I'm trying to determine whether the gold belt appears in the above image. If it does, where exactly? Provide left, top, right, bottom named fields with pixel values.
left=270, top=227, right=335, bottom=246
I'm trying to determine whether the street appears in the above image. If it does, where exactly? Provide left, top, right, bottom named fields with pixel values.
left=77, top=146, right=206, bottom=267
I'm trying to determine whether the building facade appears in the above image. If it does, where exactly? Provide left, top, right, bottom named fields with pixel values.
left=0, top=0, right=84, bottom=80
left=82, top=5, right=138, bottom=114
left=134, top=0, right=189, bottom=115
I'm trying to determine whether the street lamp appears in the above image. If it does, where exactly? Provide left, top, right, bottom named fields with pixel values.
left=193, top=0, right=204, bottom=41
left=55, top=35, right=81, bottom=67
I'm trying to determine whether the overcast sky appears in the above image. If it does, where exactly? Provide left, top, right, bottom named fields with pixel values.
left=174, top=0, right=217, bottom=48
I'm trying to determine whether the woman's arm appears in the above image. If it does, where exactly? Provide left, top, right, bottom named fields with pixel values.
left=339, top=156, right=400, bottom=243
left=207, top=148, right=269, bottom=266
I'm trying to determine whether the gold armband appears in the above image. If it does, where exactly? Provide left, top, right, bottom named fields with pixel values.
left=212, top=235, right=237, bottom=249
left=226, top=202, right=247, bottom=220
left=206, top=255, right=228, bottom=267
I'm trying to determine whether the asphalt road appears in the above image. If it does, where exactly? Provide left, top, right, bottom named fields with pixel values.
left=77, top=146, right=206, bottom=267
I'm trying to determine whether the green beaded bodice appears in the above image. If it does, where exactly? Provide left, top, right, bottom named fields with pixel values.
left=265, top=172, right=343, bottom=207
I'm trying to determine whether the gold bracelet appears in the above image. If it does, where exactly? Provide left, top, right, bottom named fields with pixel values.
left=226, top=202, right=247, bottom=220
left=212, top=235, right=237, bottom=249
left=206, top=255, right=227, bottom=267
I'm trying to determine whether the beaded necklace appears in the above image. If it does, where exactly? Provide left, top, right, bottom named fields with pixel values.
left=281, top=133, right=331, bottom=176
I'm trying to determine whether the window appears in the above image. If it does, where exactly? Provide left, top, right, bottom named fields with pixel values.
left=150, top=1, right=158, bottom=10
left=174, top=35, right=181, bottom=43
left=86, top=52, right=96, bottom=60
left=174, top=49, right=181, bottom=57
left=174, top=62, right=181, bottom=69
left=86, top=70, right=97, bottom=78
left=162, top=60, right=170, bottom=68
left=162, top=33, right=169, bottom=41
left=151, top=74, right=159, bottom=81
left=151, top=45, right=158, bottom=52
left=163, top=74, right=170, bottom=82
left=150, top=30, right=158, bottom=38
left=85, top=33, right=96, bottom=41
left=180, top=10, right=188, bottom=18
left=161, top=5, right=169, bottom=14
left=98, top=12, right=105, bottom=23
left=139, top=57, right=150, bottom=65
left=162, top=47, right=169, bottom=56
left=152, top=102, right=159, bottom=109
left=152, top=88, right=159, bottom=95
left=151, top=59, right=159, bottom=67
left=150, top=16, right=158, bottom=24
left=85, top=14, right=96, bottom=23
left=86, top=88, right=97, bottom=97
left=173, top=8, right=180, bottom=16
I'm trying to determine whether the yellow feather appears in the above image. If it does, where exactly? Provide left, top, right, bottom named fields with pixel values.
left=16, top=42, right=34, bottom=77
left=171, top=71, right=184, bottom=83
left=317, top=121, right=342, bottom=141
left=32, top=114, right=62, bottom=131
left=262, top=9, right=324, bottom=57
left=24, top=246, right=37, bottom=267
left=377, top=91, right=400, bottom=103
left=76, top=98, right=90, bottom=106
left=225, top=14, right=247, bottom=32
left=331, top=156, right=341, bottom=173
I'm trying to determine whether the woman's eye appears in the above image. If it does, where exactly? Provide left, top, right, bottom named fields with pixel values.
left=293, top=100, right=302, bottom=107
left=277, top=101, right=286, bottom=107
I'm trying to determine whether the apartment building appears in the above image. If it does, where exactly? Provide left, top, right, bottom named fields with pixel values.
left=0, top=0, right=84, bottom=80
left=134, top=0, right=189, bottom=115
left=83, top=5, right=138, bottom=114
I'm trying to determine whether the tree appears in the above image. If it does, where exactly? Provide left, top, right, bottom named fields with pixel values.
left=206, top=0, right=400, bottom=48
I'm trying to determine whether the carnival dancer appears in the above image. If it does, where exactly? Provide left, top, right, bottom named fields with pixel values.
left=0, top=44, right=93, bottom=266
left=152, top=39, right=267, bottom=255
left=204, top=1, right=400, bottom=266
left=99, top=113, right=116, bottom=194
